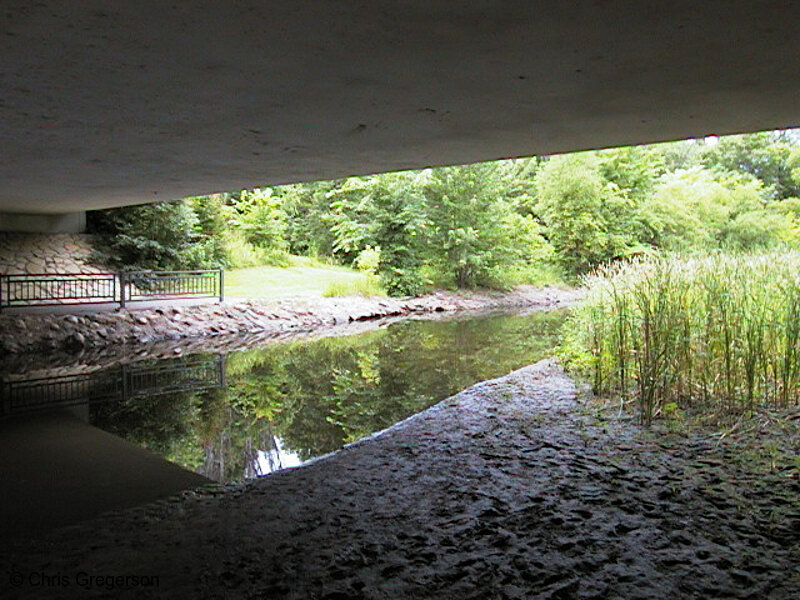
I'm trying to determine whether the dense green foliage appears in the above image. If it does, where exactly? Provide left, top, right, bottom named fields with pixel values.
left=87, top=202, right=209, bottom=271
left=236, top=189, right=290, bottom=264
left=423, top=163, right=548, bottom=289
left=536, top=153, right=639, bottom=273
left=88, top=129, right=800, bottom=293
left=561, top=254, right=800, bottom=424
left=88, top=191, right=290, bottom=271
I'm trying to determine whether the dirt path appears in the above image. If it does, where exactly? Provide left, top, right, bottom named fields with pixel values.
left=2, top=360, right=797, bottom=599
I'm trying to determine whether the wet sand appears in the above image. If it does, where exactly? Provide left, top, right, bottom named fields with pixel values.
left=2, top=360, right=798, bottom=599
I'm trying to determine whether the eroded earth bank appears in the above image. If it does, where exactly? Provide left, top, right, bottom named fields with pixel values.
left=3, top=360, right=798, bottom=599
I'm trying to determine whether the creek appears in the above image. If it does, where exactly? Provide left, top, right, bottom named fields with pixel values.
left=2, top=308, right=566, bottom=483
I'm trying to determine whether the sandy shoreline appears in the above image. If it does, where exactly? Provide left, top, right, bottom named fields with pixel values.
left=3, top=359, right=797, bottom=599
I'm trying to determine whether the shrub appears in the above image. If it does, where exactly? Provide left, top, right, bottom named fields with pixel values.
left=224, top=232, right=290, bottom=269
left=721, top=210, right=799, bottom=251
left=87, top=200, right=205, bottom=271
left=354, top=246, right=381, bottom=274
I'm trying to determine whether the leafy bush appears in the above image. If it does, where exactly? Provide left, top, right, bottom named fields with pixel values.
left=636, top=168, right=767, bottom=252
left=535, top=154, right=639, bottom=275
left=87, top=200, right=210, bottom=271
left=721, top=210, right=799, bottom=251
left=354, top=246, right=381, bottom=274
left=224, top=232, right=290, bottom=269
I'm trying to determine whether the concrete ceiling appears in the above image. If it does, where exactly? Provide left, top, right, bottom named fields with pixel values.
left=1, top=1, right=799, bottom=214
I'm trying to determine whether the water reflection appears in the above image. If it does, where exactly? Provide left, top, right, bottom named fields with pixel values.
left=2, top=309, right=565, bottom=483
left=1, top=356, right=225, bottom=416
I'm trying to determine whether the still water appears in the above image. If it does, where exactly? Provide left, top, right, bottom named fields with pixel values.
left=4, top=309, right=565, bottom=483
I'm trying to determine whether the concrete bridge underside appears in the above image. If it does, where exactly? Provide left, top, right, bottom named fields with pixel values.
left=1, top=1, right=799, bottom=215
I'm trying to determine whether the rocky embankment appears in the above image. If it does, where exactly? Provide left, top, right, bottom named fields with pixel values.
left=0, top=232, right=104, bottom=276
left=0, top=286, right=582, bottom=355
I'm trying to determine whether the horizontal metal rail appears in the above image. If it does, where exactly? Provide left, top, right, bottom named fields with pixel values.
left=0, top=269, right=223, bottom=311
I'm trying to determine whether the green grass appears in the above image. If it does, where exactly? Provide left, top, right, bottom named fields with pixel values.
left=224, top=256, right=386, bottom=300
left=561, top=252, right=800, bottom=425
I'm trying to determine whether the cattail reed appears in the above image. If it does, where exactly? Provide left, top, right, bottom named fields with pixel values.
left=561, top=253, right=800, bottom=424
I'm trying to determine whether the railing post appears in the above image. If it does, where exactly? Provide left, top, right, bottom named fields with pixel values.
left=119, top=272, right=126, bottom=309
left=0, top=274, right=4, bottom=314
left=121, top=364, right=128, bottom=402
left=219, top=268, right=224, bottom=303
left=218, top=354, right=227, bottom=388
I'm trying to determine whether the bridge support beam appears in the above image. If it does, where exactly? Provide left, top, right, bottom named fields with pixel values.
left=0, top=212, right=86, bottom=234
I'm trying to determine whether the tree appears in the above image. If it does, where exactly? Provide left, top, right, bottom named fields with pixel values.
left=238, top=189, right=287, bottom=250
left=366, top=172, right=430, bottom=295
left=702, top=131, right=800, bottom=200
left=535, top=153, right=638, bottom=275
left=637, top=168, right=767, bottom=252
left=424, top=162, right=548, bottom=288
left=325, top=177, right=377, bottom=263
left=596, top=145, right=667, bottom=201
left=187, top=194, right=228, bottom=267
left=87, top=200, right=204, bottom=270
left=280, top=180, right=342, bottom=257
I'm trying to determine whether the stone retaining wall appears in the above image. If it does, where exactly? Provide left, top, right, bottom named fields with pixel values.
left=0, top=233, right=105, bottom=275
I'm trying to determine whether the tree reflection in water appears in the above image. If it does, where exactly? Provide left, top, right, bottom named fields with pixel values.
left=92, top=309, right=566, bottom=483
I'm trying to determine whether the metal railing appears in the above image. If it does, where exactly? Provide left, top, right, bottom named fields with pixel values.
left=120, top=269, right=223, bottom=308
left=0, top=273, right=117, bottom=309
left=1, top=355, right=226, bottom=416
left=0, top=269, right=223, bottom=311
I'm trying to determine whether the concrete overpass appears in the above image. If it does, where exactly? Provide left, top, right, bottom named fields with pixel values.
left=1, top=1, right=799, bottom=228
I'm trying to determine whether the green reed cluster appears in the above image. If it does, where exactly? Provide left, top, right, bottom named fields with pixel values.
left=561, top=253, right=800, bottom=424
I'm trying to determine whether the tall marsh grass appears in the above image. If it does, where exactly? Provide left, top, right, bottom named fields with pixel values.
left=561, top=253, right=800, bottom=424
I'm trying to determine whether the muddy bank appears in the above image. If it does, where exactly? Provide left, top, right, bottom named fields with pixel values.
left=0, top=286, right=581, bottom=356
left=3, top=360, right=797, bottom=599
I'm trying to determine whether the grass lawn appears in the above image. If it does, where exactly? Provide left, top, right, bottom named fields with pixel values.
left=224, top=256, right=378, bottom=300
